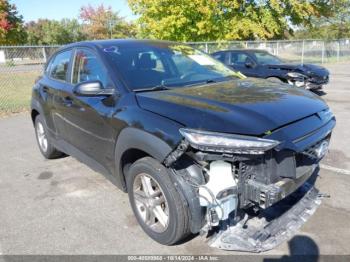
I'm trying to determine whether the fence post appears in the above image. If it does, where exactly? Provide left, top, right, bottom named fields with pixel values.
left=337, top=41, right=340, bottom=62
left=301, top=40, right=305, bottom=65
left=321, top=41, right=325, bottom=64
left=42, top=47, right=47, bottom=63
left=205, top=43, right=208, bottom=53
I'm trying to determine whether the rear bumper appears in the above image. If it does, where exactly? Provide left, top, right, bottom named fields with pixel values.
left=208, top=183, right=321, bottom=252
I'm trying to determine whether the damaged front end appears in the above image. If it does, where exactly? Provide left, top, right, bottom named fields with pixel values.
left=164, top=127, right=333, bottom=252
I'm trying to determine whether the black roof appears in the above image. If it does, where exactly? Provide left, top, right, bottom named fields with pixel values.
left=62, top=39, right=179, bottom=50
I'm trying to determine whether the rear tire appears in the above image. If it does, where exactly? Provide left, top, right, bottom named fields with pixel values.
left=34, top=115, right=64, bottom=159
left=126, top=157, right=191, bottom=245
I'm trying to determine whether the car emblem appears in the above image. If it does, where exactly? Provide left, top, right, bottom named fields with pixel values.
left=315, top=140, right=329, bottom=159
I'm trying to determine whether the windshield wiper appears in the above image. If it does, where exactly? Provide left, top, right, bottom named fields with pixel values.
left=133, top=82, right=171, bottom=93
left=134, top=76, right=237, bottom=92
left=182, top=78, right=223, bottom=88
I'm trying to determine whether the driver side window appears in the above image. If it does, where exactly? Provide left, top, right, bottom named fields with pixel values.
left=230, top=53, right=250, bottom=65
left=72, top=49, right=110, bottom=88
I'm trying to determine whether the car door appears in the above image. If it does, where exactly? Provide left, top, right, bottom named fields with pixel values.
left=227, top=52, right=259, bottom=77
left=40, top=49, right=74, bottom=139
left=59, top=47, right=118, bottom=170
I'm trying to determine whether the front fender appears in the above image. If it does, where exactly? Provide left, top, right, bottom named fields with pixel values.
left=114, top=127, right=182, bottom=191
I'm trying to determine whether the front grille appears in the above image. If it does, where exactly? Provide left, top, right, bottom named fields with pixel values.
left=301, top=136, right=331, bottom=160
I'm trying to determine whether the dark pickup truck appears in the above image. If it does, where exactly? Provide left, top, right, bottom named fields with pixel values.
left=31, top=40, right=335, bottom=252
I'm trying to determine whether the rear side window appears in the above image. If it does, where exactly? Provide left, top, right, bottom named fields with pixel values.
left=72, top=49, right=109, bottom=88
left=49, top=50, right=72, bottom=81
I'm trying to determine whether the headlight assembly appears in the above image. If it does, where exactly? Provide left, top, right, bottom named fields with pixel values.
left=179, top=128, right=280, bottom=155
left=287, top=72, right=307, bottom=79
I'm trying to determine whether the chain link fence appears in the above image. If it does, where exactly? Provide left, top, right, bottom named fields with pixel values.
left=0, top=40, right=350, bottom=115
left=188, top=39, right=350, bottom=64
left=0, top=46, right=59, bottom=115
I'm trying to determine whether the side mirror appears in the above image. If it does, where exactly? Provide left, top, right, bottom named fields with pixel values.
left=245, top=61, right=254, bottom=68
left=73, top=81, right=115, bottom=97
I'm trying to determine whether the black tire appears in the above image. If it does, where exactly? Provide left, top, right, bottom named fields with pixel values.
left=126, top=157, right=190, bottom=245
left=34, top=115, right=64, bottom=159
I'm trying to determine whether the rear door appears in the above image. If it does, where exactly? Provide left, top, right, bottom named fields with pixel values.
left=59, top=47, right=118, bottom=170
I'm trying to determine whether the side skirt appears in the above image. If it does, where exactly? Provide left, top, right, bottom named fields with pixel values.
left=51, top=137, right=121, bottom=188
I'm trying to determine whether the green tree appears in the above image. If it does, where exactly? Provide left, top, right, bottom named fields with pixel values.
left=294, top=0, right=350, bottom=40
left=26, top=19, right=86, bottom=45
left=0, top=0, right=26, bottom=45
left=80, top=4, right=137, bottom=40
left=128, top=0, right=330, bottom=41
left=61, top=19, right=87, bottom=42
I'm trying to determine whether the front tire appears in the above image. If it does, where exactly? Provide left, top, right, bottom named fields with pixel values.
left=126, top=157, right=190, bottom=245
left=34, top=115, right=63, bottom=159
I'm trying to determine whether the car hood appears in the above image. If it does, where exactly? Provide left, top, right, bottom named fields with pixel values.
left=136, top=78, right=328, bottom=136
left=267, top=63, right=329, bottom=77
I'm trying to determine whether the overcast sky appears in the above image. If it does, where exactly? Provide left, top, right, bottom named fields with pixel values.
left=12, top=0, right=137, bottom=22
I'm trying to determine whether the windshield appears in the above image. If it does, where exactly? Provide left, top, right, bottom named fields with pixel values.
left=103, top=43, right=243, bottom=91
left=253, top=52, right=283, bottom=65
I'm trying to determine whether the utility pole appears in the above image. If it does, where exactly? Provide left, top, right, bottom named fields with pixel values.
left=108, top=11, right=116, bottom=39
left=301, top=40, right=305, bottom=65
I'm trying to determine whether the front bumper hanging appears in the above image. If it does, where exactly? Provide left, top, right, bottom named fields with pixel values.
left=207, top=185, right=322, bottom=252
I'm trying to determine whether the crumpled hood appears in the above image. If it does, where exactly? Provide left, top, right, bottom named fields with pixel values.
left=136, top=78, right=328, bottom=136
left=267, top=63, right=329, bottom=77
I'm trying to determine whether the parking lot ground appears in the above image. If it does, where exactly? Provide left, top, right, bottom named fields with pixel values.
left=0, top=63, right=350, bottom=258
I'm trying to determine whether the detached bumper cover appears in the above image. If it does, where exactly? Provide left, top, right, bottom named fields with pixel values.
left=207, top=185, right=321, bottom=252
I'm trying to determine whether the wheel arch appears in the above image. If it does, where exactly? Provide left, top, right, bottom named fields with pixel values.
left=114, top=127, right=175, bottom=192
left=30, top=99, right=44, bottom=125
left=31, top=109, right=40, bottom=124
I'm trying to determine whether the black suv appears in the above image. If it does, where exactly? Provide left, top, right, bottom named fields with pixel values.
left=212, top=49, right=330, bottom=91
left=31, top=40, right=335, bottom=252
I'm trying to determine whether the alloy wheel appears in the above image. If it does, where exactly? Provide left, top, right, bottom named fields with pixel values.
left=133, top=173, right=169, bottom=233
left=36, top=122, right=48, bottom=152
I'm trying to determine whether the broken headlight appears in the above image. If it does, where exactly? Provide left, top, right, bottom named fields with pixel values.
left=287, top=72, right=307, bottom=79
left=179, top=128, right=280, bottom=155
